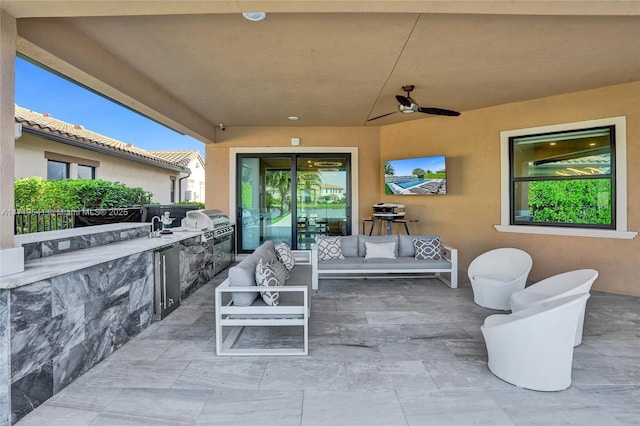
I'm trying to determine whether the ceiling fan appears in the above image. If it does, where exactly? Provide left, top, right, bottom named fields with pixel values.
left=367, top=85, right=461, bottom=122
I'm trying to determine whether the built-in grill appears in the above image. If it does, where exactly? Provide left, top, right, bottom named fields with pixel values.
left=182, top=209, right=234, bottom=275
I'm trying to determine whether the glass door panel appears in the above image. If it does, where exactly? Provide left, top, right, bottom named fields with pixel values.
left=296, top=156, right=349, bottom=249
left=238, top=156, right=292, bottom=251
left=237, top=153, right=351, bottom=253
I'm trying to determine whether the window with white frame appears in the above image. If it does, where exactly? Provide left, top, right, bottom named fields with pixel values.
left=496, top=116, right=636, bottom=239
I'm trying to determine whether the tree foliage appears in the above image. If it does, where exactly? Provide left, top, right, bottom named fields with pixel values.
left=384, top=162, right=395, bottom=176
left=412, top=168, right=425, bottom=177
left=241, top=182, right=253, bottom=209
left=528, top=179, right=611, bottom=225
left=265, top=170, right=291, bottom=214
left=15, top=177, right=152, bottom=211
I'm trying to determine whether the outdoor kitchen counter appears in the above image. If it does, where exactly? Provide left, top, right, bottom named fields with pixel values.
left=0, top=229, right=204, bottom=289
left=0, top=225, right=218, bottom=423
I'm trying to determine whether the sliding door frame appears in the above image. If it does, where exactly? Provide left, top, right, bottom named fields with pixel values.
left=230, top=147, right=359, bottom=252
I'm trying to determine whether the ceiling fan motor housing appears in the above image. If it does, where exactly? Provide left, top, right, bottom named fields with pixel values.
left=398, top=103, right=417, bottom=114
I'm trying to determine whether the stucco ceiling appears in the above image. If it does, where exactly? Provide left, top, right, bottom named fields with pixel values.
left=4, top=1, right=640, bottom=141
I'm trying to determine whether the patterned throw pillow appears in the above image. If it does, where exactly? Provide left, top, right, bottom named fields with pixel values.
left=270, top=259, right=290, bottom=282
left=255, top=258, right=282, bottom=305
left=414, top=238, right=442, bottom=260
left=275, top=242, right=295, bottom=271
left=316, top=236, right=345, bottom=261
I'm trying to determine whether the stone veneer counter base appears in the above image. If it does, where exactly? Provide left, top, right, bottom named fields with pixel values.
left=0, top=226, right=212, bottom=425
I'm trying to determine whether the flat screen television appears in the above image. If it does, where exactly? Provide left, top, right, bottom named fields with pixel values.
left=384, top=155, right=446, bottom=195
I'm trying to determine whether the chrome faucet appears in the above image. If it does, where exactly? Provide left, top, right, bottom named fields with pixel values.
left=150, top=216, right=162, bottom=237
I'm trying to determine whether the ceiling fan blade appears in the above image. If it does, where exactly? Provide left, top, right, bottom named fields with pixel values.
left=367, top=111, right=398, bottom=122
left=417, top=107, right=461, bottom=116
left=395, top=95, right=412, bottom=107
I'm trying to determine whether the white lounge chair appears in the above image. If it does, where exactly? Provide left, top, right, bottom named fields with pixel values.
left=481, top=293, right=590, bottom=391
left=468, top=248, right=533, bottom=310
left=510, top=269, right=598, bottom=346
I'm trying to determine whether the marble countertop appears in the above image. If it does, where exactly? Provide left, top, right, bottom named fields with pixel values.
left=1, top=229, right=204, bottom=289
left=14, top=223, right=148, bottom=246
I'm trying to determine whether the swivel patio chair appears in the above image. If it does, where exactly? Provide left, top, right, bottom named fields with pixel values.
left=481, top=293, right=590, bottom=391
left=510, top=269, right=598, bottom=346
left=468, top=248, right=533, bottom=310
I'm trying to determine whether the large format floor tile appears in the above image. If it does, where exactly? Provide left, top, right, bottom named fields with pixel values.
left=16, top=272, right=640, bottom=425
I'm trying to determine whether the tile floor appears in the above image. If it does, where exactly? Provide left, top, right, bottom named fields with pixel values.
left=16, top=272, right=640, bottom=425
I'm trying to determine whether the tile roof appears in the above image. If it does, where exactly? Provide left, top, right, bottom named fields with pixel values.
left=320, top=183, right=344, bottom=189
left=147, top=150, right=204, bottom=168
left=14, top=105, right=191, bottom=171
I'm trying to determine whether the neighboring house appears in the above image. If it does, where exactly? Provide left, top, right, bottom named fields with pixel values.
left=13, top=105, right=204, bottom=204
left=319, top=183, right=344, bottom=201
left=147, top=150, right=206, bottom=203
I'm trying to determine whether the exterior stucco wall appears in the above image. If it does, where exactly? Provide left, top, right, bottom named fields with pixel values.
left=182, top=157, right=205, bottom=203
left=380, top=81, right=639, bottom=296
left=205, top=82, right=639, bottom=297
left=15, top=132, right=181, bottom=204
left=206, top=126, right=380, bottom=226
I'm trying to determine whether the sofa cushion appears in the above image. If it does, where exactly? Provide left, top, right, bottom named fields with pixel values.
left=255, top=258, right=282, bottom=306
left=414, top=237, right=442, bottom=260
left=358, top=235, right=398, bottom=257
left=287, top=264, right=312, bottom=285
left=364, top=241, right=397, bottom=259
left=228, top=240, right=278, bottom=306
left=340, top=235, right=359, bottom=257
left=255, top=240, right=278, bottom=263
left=317, top=257, right=452, bottom=270
left=316, top=236, right=345, bottom=260
left=227, top=261, right=260, bottom=306
left=275, top=242, right=295, bottom=270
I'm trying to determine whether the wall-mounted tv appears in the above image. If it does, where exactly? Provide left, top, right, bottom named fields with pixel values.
left=384, top=155, right=446, bottom=195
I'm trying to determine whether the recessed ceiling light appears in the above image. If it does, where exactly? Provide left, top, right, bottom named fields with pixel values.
left=242, top=12, right=266, bottom=22
left=314, top=161, right=342, bottom=167
left=288, top=116, right=299, bottom=121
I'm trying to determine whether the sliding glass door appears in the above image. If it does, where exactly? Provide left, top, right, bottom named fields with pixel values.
left=237, top=153, right=350, bottom=253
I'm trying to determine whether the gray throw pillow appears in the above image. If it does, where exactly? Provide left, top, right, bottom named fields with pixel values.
left=414, top=237, right=442, bottom=260
left=316, top=236, right=345, bottom=260
left=399, top=234, right=440, bottom=257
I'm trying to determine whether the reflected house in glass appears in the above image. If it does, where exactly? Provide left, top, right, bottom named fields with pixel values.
left=320, top=183, right=345, bottom=202
left=384, top=155, right=447, bottom=195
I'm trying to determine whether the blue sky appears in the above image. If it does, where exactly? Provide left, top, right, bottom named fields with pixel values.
left=385, top=155, right=446, bottom=176
left=15, top=56, right=205, bottom=159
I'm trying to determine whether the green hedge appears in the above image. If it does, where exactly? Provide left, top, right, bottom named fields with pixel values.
left=529, top=179, right=611, bottom=225
left=15, top=177, right=152, bottom=211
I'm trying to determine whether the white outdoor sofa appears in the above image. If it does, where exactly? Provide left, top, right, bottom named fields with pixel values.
left=214, top=240, right=312, bottom=356
left=311, top=234, right=458, bottom=290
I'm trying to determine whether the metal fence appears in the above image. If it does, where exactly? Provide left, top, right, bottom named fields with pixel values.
left=14, top=207, right=144, bottom=235
left=14, top=210, right=78, bottom=234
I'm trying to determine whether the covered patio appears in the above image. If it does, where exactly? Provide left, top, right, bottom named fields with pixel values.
left=1, top=2, right=639, bottom=425
left=16, top=273, right=640, bottom=425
